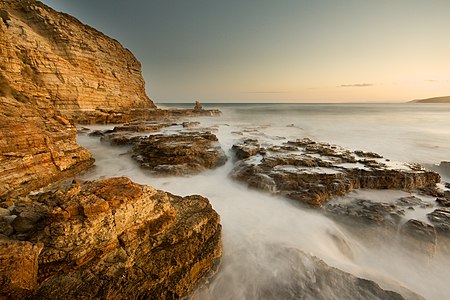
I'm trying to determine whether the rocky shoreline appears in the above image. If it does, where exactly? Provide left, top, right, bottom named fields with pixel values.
left=1, top=0, right=450, bottom=299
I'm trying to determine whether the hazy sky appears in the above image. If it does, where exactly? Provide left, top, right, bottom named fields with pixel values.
left=40, top=0, right=450, bottom=103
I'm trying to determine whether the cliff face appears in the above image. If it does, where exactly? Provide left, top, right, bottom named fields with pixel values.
left=0, top=0, right=155, bottom=121
left=0, top=94, right=94, bottom=199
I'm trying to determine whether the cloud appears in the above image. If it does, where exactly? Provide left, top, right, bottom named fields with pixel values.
left=426, top=79, right=438, bottom=83
left=339, top=83, right=373, bottom=88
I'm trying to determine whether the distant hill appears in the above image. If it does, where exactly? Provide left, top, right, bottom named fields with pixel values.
left=409, top=96, right=450, bottom=103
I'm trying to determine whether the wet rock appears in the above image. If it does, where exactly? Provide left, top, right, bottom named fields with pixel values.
left=326, top=199, right=404, bottom=228
left=87, top=130, right=106, bottom=137
left=131, top=132, right=227, bottom=175
left=113, top=121, right=170, bottom=133
left=182, top=121, right=201, bottom=128
left=0, top=240, right=43, bottom=299
left=399, top=219, right=437, bottom=256
left=231, top=138, right=440, bottom=207
left=7, top=177, right=222, bottom=299
left=101, top=132, right=143, bottom=146
left=436, top=197, right=450, bottom=207
left=354, top=150, right=383, bottom=158
left=197, top=244, right=420, bottom=300
left=231, top=139, right=261, bottom=159
left=427, top=208, right=450, bottom=237
left=396, top=196, right=432, bottom=208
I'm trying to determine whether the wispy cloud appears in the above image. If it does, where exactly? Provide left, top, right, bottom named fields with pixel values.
left=339, top=83, right=373, bottom=88
left=426, top=79, right=439, bottom=83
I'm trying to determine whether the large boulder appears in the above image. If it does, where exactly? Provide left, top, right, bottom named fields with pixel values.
left=1, top=177, right=222, bottom=299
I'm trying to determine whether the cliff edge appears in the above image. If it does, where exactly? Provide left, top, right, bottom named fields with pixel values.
left=0, top=0, right=155, bottom=122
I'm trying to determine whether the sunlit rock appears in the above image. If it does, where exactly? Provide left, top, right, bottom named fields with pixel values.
left=1, top=177, right=222, bottom=299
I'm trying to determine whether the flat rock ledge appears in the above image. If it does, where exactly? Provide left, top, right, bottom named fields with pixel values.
left=0, top=177, right=222, bottom=299
left=95, top=123, right=228, bottom=176
left=230, top=138, right=440, bottom=207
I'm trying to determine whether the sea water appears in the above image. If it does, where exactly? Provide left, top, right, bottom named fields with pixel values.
left=77, top=103, right=450, bottom=299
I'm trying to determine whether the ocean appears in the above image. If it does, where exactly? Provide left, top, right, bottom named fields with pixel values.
left=77, top=103, right=450, bottom=299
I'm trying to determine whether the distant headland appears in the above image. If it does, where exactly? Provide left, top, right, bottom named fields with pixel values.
left=409, top=95, right=450, bottom=103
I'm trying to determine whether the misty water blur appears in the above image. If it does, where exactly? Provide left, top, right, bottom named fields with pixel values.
left=77, top=103, right=450, bottom=299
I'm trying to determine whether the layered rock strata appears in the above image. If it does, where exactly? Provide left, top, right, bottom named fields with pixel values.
left=231, top=138, right=440, bottom=207
left=0, top=95, right=94, bottom=199
left=0, top=177, right=222, bottom=299
left=0, top=0, right=155, bottom=122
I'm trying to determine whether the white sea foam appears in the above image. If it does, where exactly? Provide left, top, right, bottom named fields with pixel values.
left=77, top=103, right=450, bottom=299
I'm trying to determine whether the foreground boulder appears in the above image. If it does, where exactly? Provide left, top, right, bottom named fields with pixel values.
left=0, top=177, right=222, bottom=299
left=231, top=138, right=440, bottom=206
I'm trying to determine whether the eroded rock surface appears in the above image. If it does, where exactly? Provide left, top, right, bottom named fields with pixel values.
left=131, top=131, right=227, bottom=175
left=0, top=177, right=222, bottom=299
left=231, top=138, right=440, bottom=206
left=0, top=240, right=43, bottom=299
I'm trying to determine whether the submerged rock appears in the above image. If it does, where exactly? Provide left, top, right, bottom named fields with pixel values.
left=399, top=219, right=437, bottom=256
left=194, top=244, right=421, bottom=300
left=326, top=199, right=404, bottom=228
left=427, top=208, right=450, bottom=237
left=231, top=138, right=440, bottom=207
left=1, top=177, right=222, bottom=299
left=131, top=131, right=227, bottom=175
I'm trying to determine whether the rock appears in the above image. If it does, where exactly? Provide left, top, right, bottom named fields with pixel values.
left=194, top=100, right=203, bottom=111
left=0, top=240, right=43, bottom=299
left=0, top=218, right=13, bottom=236
left=0, top=95, right=94, bottom=199
left=182, top=121, right=201, bottom=128
left=396, top=196, right=432, bottom=208
left=198, top=244, right=421, bottom=300
left=436, top=197, right=450, bottom=207
left=131, top=132, right=227, bottom=175
left=231, top=139, right=261, bottom=159
left=0, top=207, right=9, bottom=217
left=326, top=199, right=404, bottom=228
left=399, top=219, right=437, bottom=256
left=113, top=121, right=170, bottom=133
left=87, top=130, right=106, bottom=137
left=427, top=208, right=450, bottom=237
left=231, top=138, right=440, bottom=207
left=6, top=177, right=223, bottom=299
left=0, top=0, right=155, bottom=124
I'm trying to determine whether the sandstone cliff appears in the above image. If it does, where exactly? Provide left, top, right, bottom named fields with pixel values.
left=0, top=93, right=94, bottom=199
left=0, top=0, right=155, bottom=122
left=0, top=177, right=222, bottom=299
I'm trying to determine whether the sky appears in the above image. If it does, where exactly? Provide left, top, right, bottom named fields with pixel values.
left=40, top=0, right=450, bottom=103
